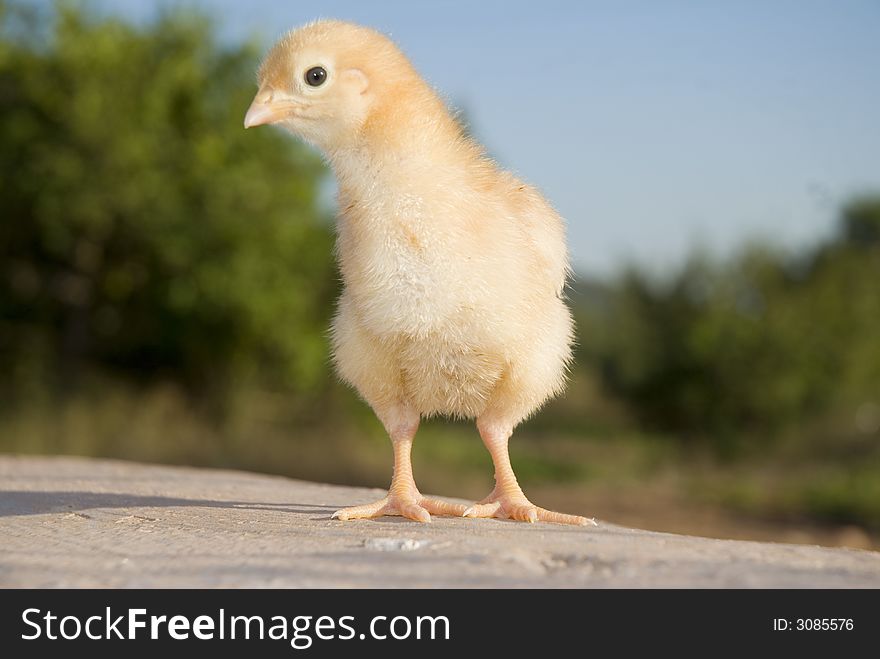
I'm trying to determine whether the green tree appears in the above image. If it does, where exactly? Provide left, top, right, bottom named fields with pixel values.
left=591, top=196, right=880, bottom=450
left=841, top=197, right=880, bottom=248
left=0, top=2, right=336, bottom=402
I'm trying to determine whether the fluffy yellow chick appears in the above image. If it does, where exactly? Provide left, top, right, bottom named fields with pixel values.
left=245, top=20, right=588, bottom=525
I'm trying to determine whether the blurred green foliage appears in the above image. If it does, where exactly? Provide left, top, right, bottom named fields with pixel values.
left=0, top=2, right=878, bottom=538
left=1, top=1, right=336, bottom=404
left=589, top=199, right=880, bottom=450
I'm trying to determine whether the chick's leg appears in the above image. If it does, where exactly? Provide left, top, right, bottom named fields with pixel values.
left=332, top=406, right=466, bottom=523
left=464, top=418, right=590, bottom=526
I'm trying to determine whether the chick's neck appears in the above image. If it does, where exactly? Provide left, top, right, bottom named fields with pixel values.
left=326, top=85, right=478, bottom=193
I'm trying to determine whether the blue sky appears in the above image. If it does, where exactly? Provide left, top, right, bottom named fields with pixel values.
left=92, top=1, right=880, bottom=276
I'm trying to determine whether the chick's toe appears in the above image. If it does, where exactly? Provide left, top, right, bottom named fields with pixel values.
left=464, top=492, right=591, bottom=526
left=333, top=494, right=466, bottom=523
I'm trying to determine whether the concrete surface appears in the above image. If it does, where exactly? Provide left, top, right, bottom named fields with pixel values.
left=1, top=455, right=879, bottom=588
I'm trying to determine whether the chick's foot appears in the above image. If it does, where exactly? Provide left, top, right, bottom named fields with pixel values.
left=463, top=489, right=591, bottom=526
left=332, top=492, right=466, bottom=523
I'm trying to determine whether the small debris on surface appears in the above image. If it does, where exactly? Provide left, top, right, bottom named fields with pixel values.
left=363, top=538, right=426, bottom=552
left=115, top=514, right=158, bottom=523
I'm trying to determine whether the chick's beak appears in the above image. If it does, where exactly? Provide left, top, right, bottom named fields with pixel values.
left=243, top=90, right=290, bottom=129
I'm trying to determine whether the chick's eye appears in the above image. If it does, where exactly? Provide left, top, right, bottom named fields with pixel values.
left=305, top=66, right=327, bottom=87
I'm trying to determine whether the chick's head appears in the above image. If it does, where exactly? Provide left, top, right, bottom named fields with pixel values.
left=244, top=20, right=416, bottom=151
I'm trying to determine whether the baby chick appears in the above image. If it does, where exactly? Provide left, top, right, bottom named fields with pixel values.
left=245, top=20, right=588, bottom=525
